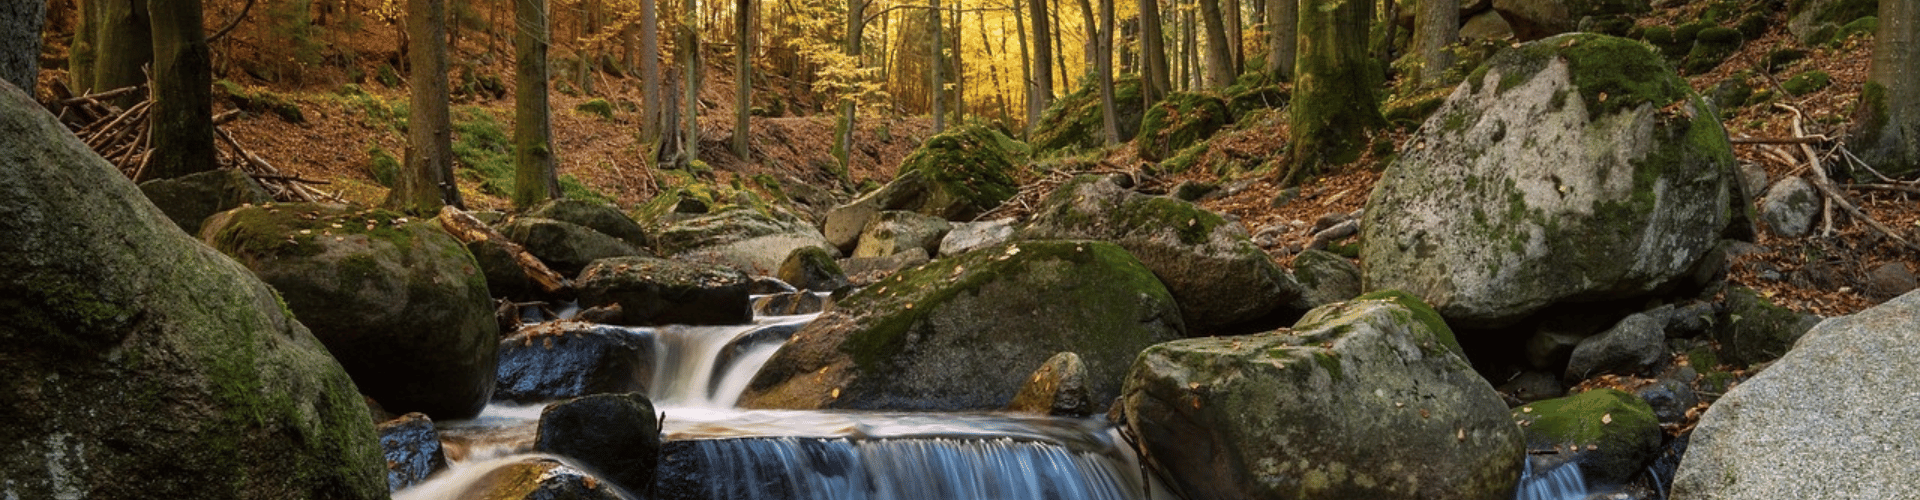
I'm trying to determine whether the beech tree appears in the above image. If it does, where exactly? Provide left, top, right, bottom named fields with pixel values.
left=1197, top=0, right=1233, bottom=88
left=389, top=0, right=461, bottom=213
left=1029, top=0, right=1054, bottom=119
left=1286, top=0, right=1384, bottom=185
left=1850, top=0, right=1920, bottom=178
left=1138, top=0, right=1170, bottom=104
left=1096, top=0, right=1119, bottom=145
left=514, top=0, right=560, bottom=209
left=640, top=0, right=663, bottom=149
left=71, top=0, right=151, bottom=103
left=733, top=0, right=753, bottom=159
left=144, top=0, right=216, bottom=181
left=1264, top=0, right=1294, bottom=79
left=1412, top=0, right=1458, bottom=87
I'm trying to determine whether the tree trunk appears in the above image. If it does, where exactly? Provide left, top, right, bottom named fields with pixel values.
left=1097, top=0, right=1118, bottom=145
left=70, top=0, right=98, bottom=92
left=1225, top=0, right=1241, bottom=72
left=679, top=0, right=702, bottom=167
left=1076, top=0, right=1098, bottom=72
left=640, top=0, right=662, bottom=147
left=1196, top=0, right=1233, bottom=88
left=930, top=0, right=944, bottom=132
left=1412, top=0, right=1457, bottom=87
left=93, top=0, right=151, bottom=103
left=1286, top=0, right=1383, bottom=185
left=1051, top=0, right=1069, bottom=91
left=833, top=0, right=866, bottom=177
left=1028, top=0, right=1052, bottom=122
left=1, top=0, right=46, bottom=92
left=1014, top=0, right=1035, bottom=132
left=513, top=0, right=559, bottom=209
left=733, top=0, right=752, bottom=159
left=390, top=0, right=460, bottom=213
left=951, top=3, right=963, bottom=122
left=1181, top=5, right=1197, bottom=89
left=1850, top=0, right=1920, bottom=178
left=1265, top=0, right=1294, bottom=79
left=1138, top=0, right=1169, bottom=104
left=144, top=0, right=216, bottom=181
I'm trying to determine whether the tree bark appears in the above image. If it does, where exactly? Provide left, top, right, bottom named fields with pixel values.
left=1225, top=0, right=1241, bottom=72
left=1413, top=0, right=1456, bottom=87
left=1, top=0, right=47, bottom=92
left=640, top=0, right=662, bottom=147
left=1196, top=0, right=1233, bottom=88
left=733, top=0, right=753, bottom=159
left=1138, top=0, right=1169, bottom=104
left=513, top=0, right=559, bottom=209
left=70, top=0, right=98, bottom=92
left=1265, top=0, right=1294, bottom=79
left=1029, top=0, right=1053, bottom=122
left=144, top=0, right=217, bottom=181
left=1286, top=0, right=1383, bottom=185
left=93, top=0, right=152, bottom=103
left=1014, top=0, right=1036, bottom=131
left=679, top=0, right=702, bottom=167
left=1097, top=0, right=1119, bottom=145
left=1849, top=0, right=1920, bottom=179
left=390, top=0, right=460, bottom=213
left=833, top=0, right=867, bottom=176
left=1181, top=5, right=1197, bottom=90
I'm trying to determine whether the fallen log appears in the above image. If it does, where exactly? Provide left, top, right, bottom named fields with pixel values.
left=436, top=206, right=571, bottom=294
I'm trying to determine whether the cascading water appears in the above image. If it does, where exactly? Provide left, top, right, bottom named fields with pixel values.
left=1513, top=459, right=1589, bottom=500
left=404, top=296, right=1155, bottom=500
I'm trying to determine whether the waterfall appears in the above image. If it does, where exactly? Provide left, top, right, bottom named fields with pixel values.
left=645, top=314, right=810, bottom=408
left=1514, top=460, right=1588, bottom=500
left=655, top=436, right=1140, bottom=500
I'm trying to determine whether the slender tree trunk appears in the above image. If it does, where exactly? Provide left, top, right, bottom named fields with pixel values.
left=641, top=0, right=662, bottom=147
left=1051, top=0, right=1069, bottom=91
left=1029, top=0, right=1053, bottom=120
left=1265, top=0, right=1294, bottom=79
left=94, top=0, right=151, bottom=104
left=930, top=0, right=944, bottom=131
left=1413, top=0, right=1458, bottom=87
left=951, top=3, right=963, bottom=122
left=833, top=0, right=866, bottom=177
left=985, top=10, right=1011, bottom=123
left=513, top=0, right=559, bottom=209
left=1225, top=0, right=1241, bottom=72
left=1014, top=0, right=1035, bottom=131
left=144, top=0, right=215, bottom=182
left=1196, top=0, right=1233, bottom=88
left=70, top=0, right=98, bottom=92
left=1850, top=0, right=1920, bottom=178
left=1138, top=0, right=1169, bottom=104
left=1181, top=5, right=1197, bottom=90
left=1076, top=0, right=1098, bottom=73
left=1286, top=0, right=1382, bottom=185
left=1, top=0, right=47, bottom=92
left=1097, top=0, right=1118, bottom=145
left=680, top=0, right=701, bottom=167
left=391, top=0, right=460, bottom=212
left=732, top=0, right=752, bottom=158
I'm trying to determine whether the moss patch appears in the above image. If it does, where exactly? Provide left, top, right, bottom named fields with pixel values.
left=896, top=124, right=1026, bottom=219
left=1138, top=92, right=1231, bottom=161
left=1355, top=290, right=1465, bottom=358
left=1500, top=34, right=1688, bottom=119
left=1512, top=388, right=1657, bottom=445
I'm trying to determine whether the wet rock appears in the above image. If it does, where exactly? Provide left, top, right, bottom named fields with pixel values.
left=852, top=210, right=951, bottom=258
left=534, top=393, right=662, bottom=493
left=495, top=323, right=654, bottom=404
left=1021, top=175, right=1305, bottom=331
left=742, top=241, right=1184, bottom=411
left=1635, top=375, right=1698, bottom=428
left=0, top=81, right=385, bottom=499
left=202, top=203, right=499, bottom=419
left=1672, top=290, right=1920, bottom=499
left=1363, top=34, right=1735, bottom=328
left=1759, top=177, right=1818, bottom=238
left=1712, top=287, right=1819, bottom=367
left=523, top=198, right=650, bottom=249
left=776, top=246, right=849, bottom=292
left=500, top=216, right=649, bottom=277
left=747, top=276, right=798, bottom=295
left=938, top=218, right=1017, bottom=257
left=1007, top=352, right=1093, bottom=417
left=378, top=413, right=448, bottom=492
left=576, top=256, right=752, bottom=326
left=1864, top=262, right=1918, bottom=301
left=1292, top=248, right=1363, bottom=308
left=1513, top=389, right=1663, bottom=488
left=1122, top=293, right=1522, bottom=500
left=652, top=208, right=836, bottom=276
left=753, top=291, right=828, bottom=316
left=454, top=457, right=625, bottom=500
left=1565, top=312, right=1669, bottom=379
left=137, top=168, right=273, bottom=234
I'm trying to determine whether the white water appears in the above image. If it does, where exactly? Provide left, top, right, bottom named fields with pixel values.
left=1514, top=460, right=1588, bottom=500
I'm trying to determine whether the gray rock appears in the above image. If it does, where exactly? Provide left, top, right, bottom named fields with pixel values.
left=523, top=198, right=651, bottom=249
left=137, top=168, right=273, bottom=234
left=494, top=323, right=654, bottom=404
left=1021, top=175, right=1305, bottom=331
left=852, top=210, right=952, bottom=258
left=1713, top=287, right=1820, bottom=367
left=741, top=241, right=1184, bottom=411
left=1460, top=9, right=1515, bottom=40
left=752, top=291, right=828, bottom=316
left=1672, top=290, right=1920, bottom=500
left=1513, top=389, right=1664, bottom=487
left=1635, top=376, right=1699, bottom=427
left=451, top=457, right=625, bottom=500
left=1492, top=0, right=1648, bottom=41
left=1362, top=34, right=1734, bottom=328
left=1735, top=161, right=1768, bottom=207
left=501, top=216, right=648, bottom=277
left=202, top=203, right=500, bottom=419
left=1122, top=295, right=1523, bottom=500
left=1864, top=262, right=1918, bottom=301
left=776, top=246, right=849, bottom=292
left=1760, top=177, right=1818, bottom=238
left=0, top=81, right=385, bottom=499
left=535, top=393, right=661, bottom=493
left=378, top=413, right=447, bottom=492
left=654, top=208, right=836, bottom=276
left=576, top=256, right=752, bottom=326
left=839, top=247, right=932, bottom=285
left=1565, top=312, right=1669, bottom=379
left=937, top=218, right=1017, bottom=257
left=1006, top=352, right=1093, bottom=417
left=1292, top=248, right=1363, bottom=307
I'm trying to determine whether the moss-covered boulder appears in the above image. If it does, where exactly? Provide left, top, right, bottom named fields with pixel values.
left=1021, top=175, right=1305, bottom=331
left=1137, top=92, right=1231, bottom=161
left=1711, top=286, right=1820, bottom=367
left=1030, top=74, right=1146, bottom=152
left=1787, top=0, right=1878, bottom=44
left=652, top=208, right=836, bottom=276
left=202, top=203, right=499, bottom=419
left=137, top=168, right=274, bottom=235
left=1121, top=295, right=1523, bottom=500
left=524, top=198, right=651, bottom=249
left=777, top=245, right=849, bottom=292
left=1683, top=27, right=1744, bottom=75
left=576, top=256, right=752, bottom=326
left=1512, top=389, right=1663, bottom=487
left=1362, top=34, right=1736, bottom=327
left=1671, top=290, right=1920, bottom=499
left=0, top=81, right=386, bottom=499
left=500, top=216, right=650, bottom=277
left=892, top=124, right=1026, bottom=220
left=740, top=240, right=1185, bottom=411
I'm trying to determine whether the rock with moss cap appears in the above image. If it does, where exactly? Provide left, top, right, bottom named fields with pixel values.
left=1787, top=0, right=1879, bottom=44
left=1362, top=33, right=1736, bottom=328
left=1512, top=389, right=1663, bottom=487
left=0, top=81, right=386, bottom=499
left=1021, top=175, right=1305, bottom=331
left=891, top=124, right=1027, bottom=220
left=201, top=202, right=500, bottom=419
left=1711, top=286, right=1820, bottom=367
left=500, top=216, right=650, bottom=277
left=652, top=208, right=836, bottom=276
left=1120, top=294, right=1522, bottom=500
left=1137, top=92, right=1231, bottom=161
left=523, top=198, right=651, bottom=249
left=740, top=240, right=1184, bottom=411
left=1671, top=290, right=1920, bottom=500
left=1030, top=74, right=1147, bottom=152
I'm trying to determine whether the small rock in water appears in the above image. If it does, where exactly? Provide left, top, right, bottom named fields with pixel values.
left=378, top=413, right=448, bottom=492
left=535, top=393, right=662, bottom=493
left=1007, top=352, right=1093, bottom=417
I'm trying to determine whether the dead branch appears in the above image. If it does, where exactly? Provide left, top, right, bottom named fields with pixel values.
left=1845, top=183, right=1920, bottom=195
left=437, top=206, right=572, bottom=294
left=1780, top=105, right=1920, bottom=252
left=1731, top=135, right=1830, bottom=145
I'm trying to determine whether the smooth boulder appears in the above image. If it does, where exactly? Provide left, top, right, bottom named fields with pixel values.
left=1671, top=290, right=1920, bottom=499
left=524, top=198, right=651, bottom=248
left=576, top=256, right=752, bottom=326
left=741, top=240, right=1185, bottom=411
left=534, top=393, right=662, bottom=493
left=500, top=216, right=648, bottom=277
left=1120, top=292, right=1523, bottom=500
left=0, top=81, right=386, bottom=499
left=1512, top=389, right=1663, bottom=487
left=202, top=203, right=500, bottom=419
left=495, top=323, right=655, bottom=403
left=652, top=208, right=836, bottom=276
left=1362, top=34, right=1735, bottom=328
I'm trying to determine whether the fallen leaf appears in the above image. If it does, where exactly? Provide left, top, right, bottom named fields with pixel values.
left=1602, top=413, right=1613, bottom=425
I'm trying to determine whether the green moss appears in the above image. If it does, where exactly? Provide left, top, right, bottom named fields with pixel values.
left=1138, top=92, right=1231, bottom=161
left=1502, top=34, right=1688, bottom=119
left=1355, top=290, right=1464, bottom=359
left=1512, top=388, right=1657, bottom=445
left=896, top=124, right=1025, bottom=217
left=575, top=98, right=616, bottom=120
left=451, top=106, right=514, bottom=196
left=215, top=79, right=306, bottom=123
left=1030, top=75, right=1146, bottom=153
left=1382, top=86, right=1452, bottom=127
left=366, top=144, right=400, bottom=187
left=1837, top=16, right=1880, bottom=42
left=1311, top=349, right=1344, bottom=380
left=1781, top=70, right=1832, bottom=95
left=1683, top=28, right=1744, bottom=75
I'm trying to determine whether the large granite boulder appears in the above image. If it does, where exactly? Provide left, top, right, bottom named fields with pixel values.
left=651, top=208, right=836, bottom=276
left=523, top=198, right=651, bottom=248
left=1362, top=34, right=1736, bottom=328
left=1120, top=292, right=1523, bottom=500
left=1022, top=175, right=1304, bottom=330
left=575, top=256, right=753, bottom=326
left=0, top=81, right=386, bottom=499
left=201, top=203, right=500, bottom=419
left=137, top=168, right=274, bottom=234
left=1672, top=290, right=1920, bottom=499
left=741, top=240, right=1185, bottom=411
left=500, top=216, right=648, bottom=277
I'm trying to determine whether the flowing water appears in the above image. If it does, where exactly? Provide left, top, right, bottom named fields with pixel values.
left=404, top=299, right=1158, bottom=500
left=1513, top=459, right=1589, bottom=500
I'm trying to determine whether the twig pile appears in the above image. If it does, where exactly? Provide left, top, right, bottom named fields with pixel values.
left=1741, top=104, right=1920, bottom=253
left=46, top=80, right=343, bottom=203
